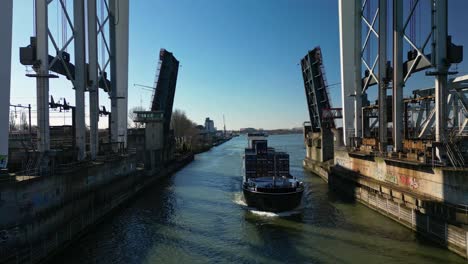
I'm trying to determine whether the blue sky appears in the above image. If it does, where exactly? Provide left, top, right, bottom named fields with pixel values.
left=9, top=0, right=468, bottom=130
left=128, top=0, right=342, bottom=130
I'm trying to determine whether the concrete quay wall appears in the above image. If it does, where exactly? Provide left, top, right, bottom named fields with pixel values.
left=0, top=154, right=194, bottom=263
left=334, top=150, right=468, bottom=206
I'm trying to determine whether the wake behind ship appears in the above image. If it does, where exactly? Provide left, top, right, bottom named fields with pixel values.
left=242, top=133, right=304, bottom=212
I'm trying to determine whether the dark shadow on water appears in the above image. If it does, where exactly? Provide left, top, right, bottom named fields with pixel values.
left=50, top=175, right=178, bottom=264
left=327, top=166, right=359, bottom=204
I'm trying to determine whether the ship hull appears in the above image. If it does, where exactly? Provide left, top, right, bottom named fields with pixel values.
left=242, top=186, right=303, bottom=212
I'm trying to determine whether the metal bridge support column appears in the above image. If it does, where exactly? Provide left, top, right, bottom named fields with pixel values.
left=354, top=0, right=364, bottom=138
left=393, top=0, right=404, bottom=152
left=74, top=0, right=87, bottom=160
left=354, top=0, right=363, bottom=140
left=35, top=0, right=51, bottom=154
left=378, top=0, right=388, bottom=152
left=88, top=0, right=99, bottom=159
left=339, top=0, right=361, bottom=146
left=110, top=0, right=129, bottom=150
left=453, top=98, right=459, bottom=129
left=434, top=0, right=449, bottom=145
left=0, top=0, right=13, bottom=169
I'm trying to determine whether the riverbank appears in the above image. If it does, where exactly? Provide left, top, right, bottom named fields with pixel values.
left=0, top=153, right=194, bottom=264
left=193, top=136, right=233, bottom=154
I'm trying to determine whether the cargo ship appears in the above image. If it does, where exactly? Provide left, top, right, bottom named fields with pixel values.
left=242, top=133, right=304, bottom=212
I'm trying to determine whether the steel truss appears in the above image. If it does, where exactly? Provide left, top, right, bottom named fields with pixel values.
left=22, top=0, right=122, bottom=163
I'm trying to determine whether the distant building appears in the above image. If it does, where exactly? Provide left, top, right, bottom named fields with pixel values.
left=204, top=118, right=216, bottom=133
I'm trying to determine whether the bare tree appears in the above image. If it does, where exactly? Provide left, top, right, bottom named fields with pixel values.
left=9, top=111, right=17, bottom=131
left=20, top=112, right=29, bottom=131
left=171, top=109, right=191, bottom=137
left=128, top=106, right=145, bottom=128
left=171, top=109, right=199, bottom=151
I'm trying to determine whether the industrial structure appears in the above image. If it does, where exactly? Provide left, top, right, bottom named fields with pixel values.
left=303, top=0, right=468, bottom=258
left=0, top=1, right=190, bottom=263
left=0, top=0, right=13, bottom=170
left=133, top=48, right=180, bottom=167
left=301, top=47, right=342, bottom=162
left=7, top=0, right=128, bottom=167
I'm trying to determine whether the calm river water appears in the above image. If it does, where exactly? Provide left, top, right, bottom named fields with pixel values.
left=52, top=134, right=464, bottom=263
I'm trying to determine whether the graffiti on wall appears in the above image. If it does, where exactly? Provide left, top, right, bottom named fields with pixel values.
left=399, top=175, right=420, bottom=189
left=385, top=173, right=398, bottom=184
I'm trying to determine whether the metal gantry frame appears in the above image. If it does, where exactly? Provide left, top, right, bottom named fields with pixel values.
left=393, top=0, right=404, bottom=152
left=377, top=0, right=388, bottom=152
left=339, top=0, right=361, bottom=145
left=32, top=0, right=87, bottom=159
left=392, top=0, right=453, bottom=152
left=25, top=0, right=127, bottom=163
left=74, top=0, right=87, bottom=161
left=433, top=0, right=449, bottom=147
left=450, top=75, right=468, bottom=135
left=361, top=0, right=380, bottom=94
left=97, top=0, right=112, bottom=94
left=340, top=0, right=465, bottom=163
left=1, top=0, right=128, bottom=168
left=109, top=0, right=129, bottom=150
left=359, top=0, right=389, bottom=152
left=0, top=0, right=13, bottom=169
left=393, top=0, right=443, bottom=152
left=88, top=0, right=113, bottom=159
left=88, top=0, right=100, bottom=159
left=397, top=0, right=457, bottom=161
left=35, top=0, right=52, bottom=157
